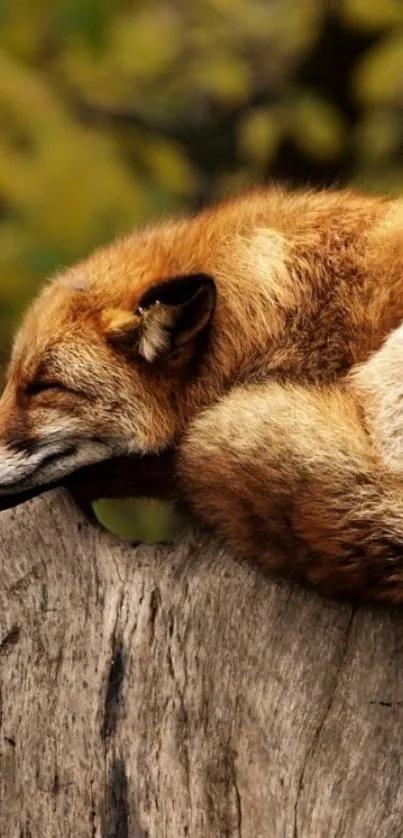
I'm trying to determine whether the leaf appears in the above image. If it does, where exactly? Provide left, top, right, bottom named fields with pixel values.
left=54, top=0, right=111, bottom=48
left=340, top=0, right=403, bottom=31
left=92, top=497, right=189, bottom=543
left=0, top=0, right=49, bottom=60
left=287, top=94, right=346, bottom=161
left=238, top=107, right=282, bottom=164
left=139, top=138, right=196, bottom=196
left=190, top=53, right=251, bottom=104
left=353, top=31, right=403, bottom=105
left=354, top=108, right=403, bottom=161
left=109, top=6, right=180, bottom=78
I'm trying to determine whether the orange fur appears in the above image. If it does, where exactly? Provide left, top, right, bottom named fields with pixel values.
left=2, top=185, right=403, bottom=602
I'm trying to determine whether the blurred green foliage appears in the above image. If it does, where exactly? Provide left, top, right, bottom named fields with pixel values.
left=93, top=497, right=189, bottom=542
left=0, top=0, right=402, bottom=357
left=1, top=0, right=403, bottom=539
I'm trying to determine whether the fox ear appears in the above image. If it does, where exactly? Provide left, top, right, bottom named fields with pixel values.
left=135, top=273, right=216, bottom=363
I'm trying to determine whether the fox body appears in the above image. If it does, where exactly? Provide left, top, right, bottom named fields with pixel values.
left=2, top=186, right=403, bottom=602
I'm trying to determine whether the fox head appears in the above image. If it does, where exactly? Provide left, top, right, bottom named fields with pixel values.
left=0, top=191, right=293, bottom=509
left=0, top=228, right=222, bottom=508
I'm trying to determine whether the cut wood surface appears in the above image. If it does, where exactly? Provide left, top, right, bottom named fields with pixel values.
left=1, top=490, right=403, bottom=837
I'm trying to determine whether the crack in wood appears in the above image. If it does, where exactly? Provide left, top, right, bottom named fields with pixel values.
left=0, top=625, right=20, bottom=653
left=293, top=607, right=356, bottom=838
left=102, top=639, right=126, bottom=741
left=102, top=758, right=129, bottom=838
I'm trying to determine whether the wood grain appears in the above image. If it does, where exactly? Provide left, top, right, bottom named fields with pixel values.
left=1, top=491, right=402, bottom=837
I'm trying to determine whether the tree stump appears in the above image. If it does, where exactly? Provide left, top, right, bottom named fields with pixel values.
left=1, top=491, right=403, bottom=837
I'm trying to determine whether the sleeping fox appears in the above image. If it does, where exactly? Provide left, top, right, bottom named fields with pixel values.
left=1, top=186, right=403, bottom=603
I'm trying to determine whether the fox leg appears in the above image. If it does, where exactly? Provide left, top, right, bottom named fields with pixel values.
left=177, top=381, right=403, bottom=604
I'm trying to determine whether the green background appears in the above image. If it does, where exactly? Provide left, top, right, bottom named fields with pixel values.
left=1, top=0, right=403, bottom=364
left=0, top=0, right=402, bottom=538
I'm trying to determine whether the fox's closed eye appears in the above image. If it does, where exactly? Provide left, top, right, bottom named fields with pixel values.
left=26, top=380, right=64, bottom=395
left=26, top=380, right=76, bottom=397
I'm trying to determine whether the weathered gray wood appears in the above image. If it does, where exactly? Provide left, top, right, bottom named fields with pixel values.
left=1, top=491, right=403, bottom=837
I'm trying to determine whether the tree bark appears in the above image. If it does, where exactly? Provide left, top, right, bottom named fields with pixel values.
left=1, top=491, right=403, bottom=838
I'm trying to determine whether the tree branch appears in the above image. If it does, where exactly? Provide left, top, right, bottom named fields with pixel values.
left=0, top=491, right=402, bottom=836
